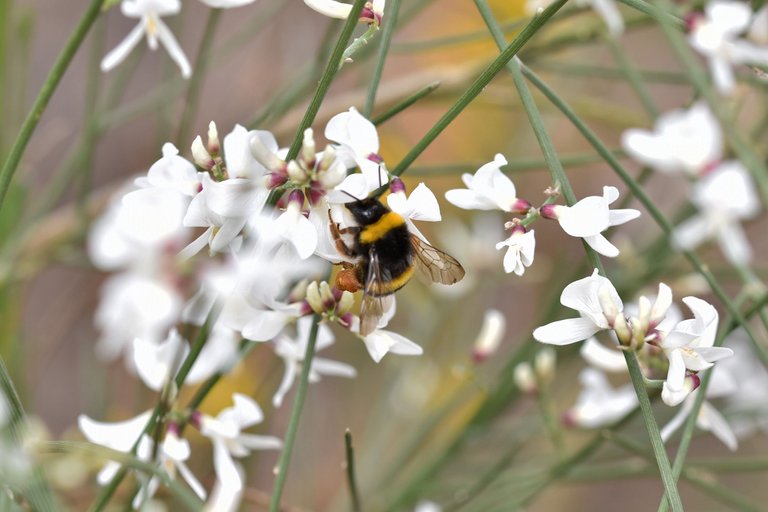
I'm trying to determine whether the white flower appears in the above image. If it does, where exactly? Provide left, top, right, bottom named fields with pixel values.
left=304, top=0, right=385, bottom=25
left=541, top=186, right=640, bottom=257
left=749, top=6, right=768, bottom=45
left=660, top=367, right=739, bottom=451
left=197, top=394, right=282, bottom=512
left=273, top=191, right=318, bottom=259
left=95, top=272, right=182, bottom=361
left=533, top=269, right=622, bottom=345
left=495, top=227, right=535, bottom=276
left=102, top=0, right=191, bottom=78
left=580, top=337, right=628, bottom=372
left=688, top=0, right=768, bottom=94
left=414, top=501, right=442, bottom=512
left=132, top=329, right=188, bottom=391
left=272, top=316, right=356, bottom=407
left=325, top=108, right=387, bottom=201
left=565, top=369, right=638, bottom=428
left=621, top=102, right=722, bottom=176
left=386, top=179, right=441, bottom=242
left=78, top=411, right=153, bottom=486
left=672, top=161, right=760, bottom=264
left=353, top=296, right=424, bottom=362
left=472, top=309, right=506, bottom=362
left=718, top=331, right=768, bottom=438
left=444, top=154, right=531, bottom=213
left=660, top=297, right=733, bottom=406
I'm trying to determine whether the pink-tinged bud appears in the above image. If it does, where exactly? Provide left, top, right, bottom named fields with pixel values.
left=339, top=312, right=355, bottom=329
left=472, top=309, right=505, bottom=364
left=166, top=421, right=181, bottom=437
left=510, top=198, right=532, bottom=214
left=336, top=290, right=354, bottom=316
left=360, top=3, right=382, bottom=26
left=190, top=411, right=203, bottom=429
left=207, top=121, right=220, bottom=156
left=332, top=287, right=345, bottom=302
left=287, top=189, right=305, bottom=207
left=562, top=410, right=577, bottom=428
left=301, top=128, right=316, bottom=168
left=684, top=12, right=702, bottom=32
left=505, top=221, right=526, bottom=236
left=689, top=373, right=701, bottom=392
left=266, top=172, right=288, bottom=190
left=389, top=177, right=406, bottom=195
left=299, top=300, right=313, bottom=316
left=367, top=152, right=384, bottom=163
left=539, top=203, right=559, bottom=220
left=306, top=281, right=322, bottom=313
left=307, top=182, right=325, bottom=207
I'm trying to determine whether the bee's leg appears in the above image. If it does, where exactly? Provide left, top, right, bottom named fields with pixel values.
left=328, top=208, right=359, bottom=258
left=335, top=267, right=363, bottom=293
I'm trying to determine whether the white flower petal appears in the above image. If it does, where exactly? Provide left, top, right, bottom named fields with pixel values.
left=101, top=22, right=145, bottom=72
left=533, top=317, right=603, bottom=345
left=154, top=18, right=191, bottom=78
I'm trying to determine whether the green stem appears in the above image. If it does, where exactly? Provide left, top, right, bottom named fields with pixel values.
left=520, top=62, right=768, bottom=368
left=344, top=430, right=362, bottom=512
left=268, top=314, right=321, bottom=512
left=623, top=352, right=683, bottom=511
left=389, top=0, right=569, bottom=178
left=370, top=80, right=440, bottom=125
left=0, top=358, right=58, bottom=511
left=284, top=0, right=368, bottom=162
left=0, top=0, right=106, bottom=212
left=363, top=0, right=401, bottom=118
left=176, top=8, right=222, bottom=148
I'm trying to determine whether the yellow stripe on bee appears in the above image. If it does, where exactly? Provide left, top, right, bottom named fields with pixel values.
left=372, top=264, right=415, bottom=295
left=358, top=212, right=406, bottom=244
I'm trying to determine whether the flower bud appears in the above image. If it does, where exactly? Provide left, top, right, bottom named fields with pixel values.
left=649, top=283, right=672, bottom=328
left=319, top=159, right=347, bottom=189
left=207, top=121, right=220, bottom=156
left=389, top=176, right=407, bottom=195
left=319, top=281, right=336, bottom=310
left=509, top=198, right=532, bottom=214
left=306, top=281, right=323, bottom=313
left=250, top=133, right=285, bottom=173
left=472, top=309, right=506, bottom=363
left=534, top=347, right=556, bottom=383
left=300, top=128, right=316, bottom=167
left=513, top=362, right=537, bottom=394
left=337, top=290, right=355, bottom=315
left=191, top=135, right=214, bottom=170
left=539, top=204, right=561, bottom=220
left=287, top=160, right=309, bottom=185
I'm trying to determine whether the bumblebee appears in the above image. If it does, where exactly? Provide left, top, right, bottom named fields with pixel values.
left=329, top=197, right=465, bottom=336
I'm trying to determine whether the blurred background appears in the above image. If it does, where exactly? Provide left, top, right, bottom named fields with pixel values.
left=2, top=0, right=768, bottom=510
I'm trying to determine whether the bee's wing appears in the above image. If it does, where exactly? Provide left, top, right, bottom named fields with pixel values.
left=359, top=249, right=393, bottom=336
left=410, top=234, right=466, bottom=285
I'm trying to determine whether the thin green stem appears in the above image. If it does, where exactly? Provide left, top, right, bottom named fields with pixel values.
left=344, top=430, right=362, bottom=512
left=284, top=0, right=368, bottom=161
left=0, top=0, right=106, bottom=212
left=623, top=352, right=683, bottom=511
left=176, top=8, right=222, bottom=148
left=371, top=80, right=441, bottom=125
left=389, top=0, right=569, bottom=178
left=363, top=0, right=401, bottom=118
left=268, top=314, right=321, bottom=512
left=0, top=358, right=58, bottom=511
left=520, top=62, right=768, bottom=368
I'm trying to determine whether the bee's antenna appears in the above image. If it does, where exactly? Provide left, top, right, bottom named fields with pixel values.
left=342, top=190, right=362, bottom=202
left=377, top=164, right=383, bottom=188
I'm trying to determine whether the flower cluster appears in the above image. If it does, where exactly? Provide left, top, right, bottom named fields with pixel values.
left=533, top=270, right=742, bottom=448
left=622, top=102, right=760, bottom=264
left=445, top=154, right=640, bottom=276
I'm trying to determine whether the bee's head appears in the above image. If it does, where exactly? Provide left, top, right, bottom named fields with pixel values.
left=345, top=197, right=389, bottom=225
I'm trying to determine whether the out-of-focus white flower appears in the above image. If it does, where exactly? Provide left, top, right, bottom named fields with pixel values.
left=660, top=367, right=739, bottom=451
left=472, top=309, right=506, bottom=362
left=621, top=102, right=722, bottom=176
left=566, top=369, right=637, bottom=428
left=525, top=0, right=623, bottom=35
left=673, top=161, right=760, bottom=264
left=688, top=0, right=768, bottom=94
left=445, top=154, right=531, bottom=214
left=273, top=190, right=318, bottom=259
left=272, top=316, right=356, bottom=407
left=495, top=225, right=535, bottom=276
left=541, top=186, right=640, bottom=258
left=580, top=337, right=627, bottom=372
left=196, top=394, right=282, bottom=512
left=749, top=6, right=768, bottom=45
left=95, top=272, right=182, bottom=361
left=132, top=329, right=188, bottom=391
left=78, top=411, right=153, bottom=485
left=414, top=501, right=442, bottom=512
left=660, top=297, right=733, bottom=406
left=304, top=0, right=385, bottom=25
left=102, top=0, right=191, bottom=78
left=386, top=178, right=441, bottom=242
left=533, top=269, right=622, bottom=345
left=718, top=331, right=768, bottom=437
